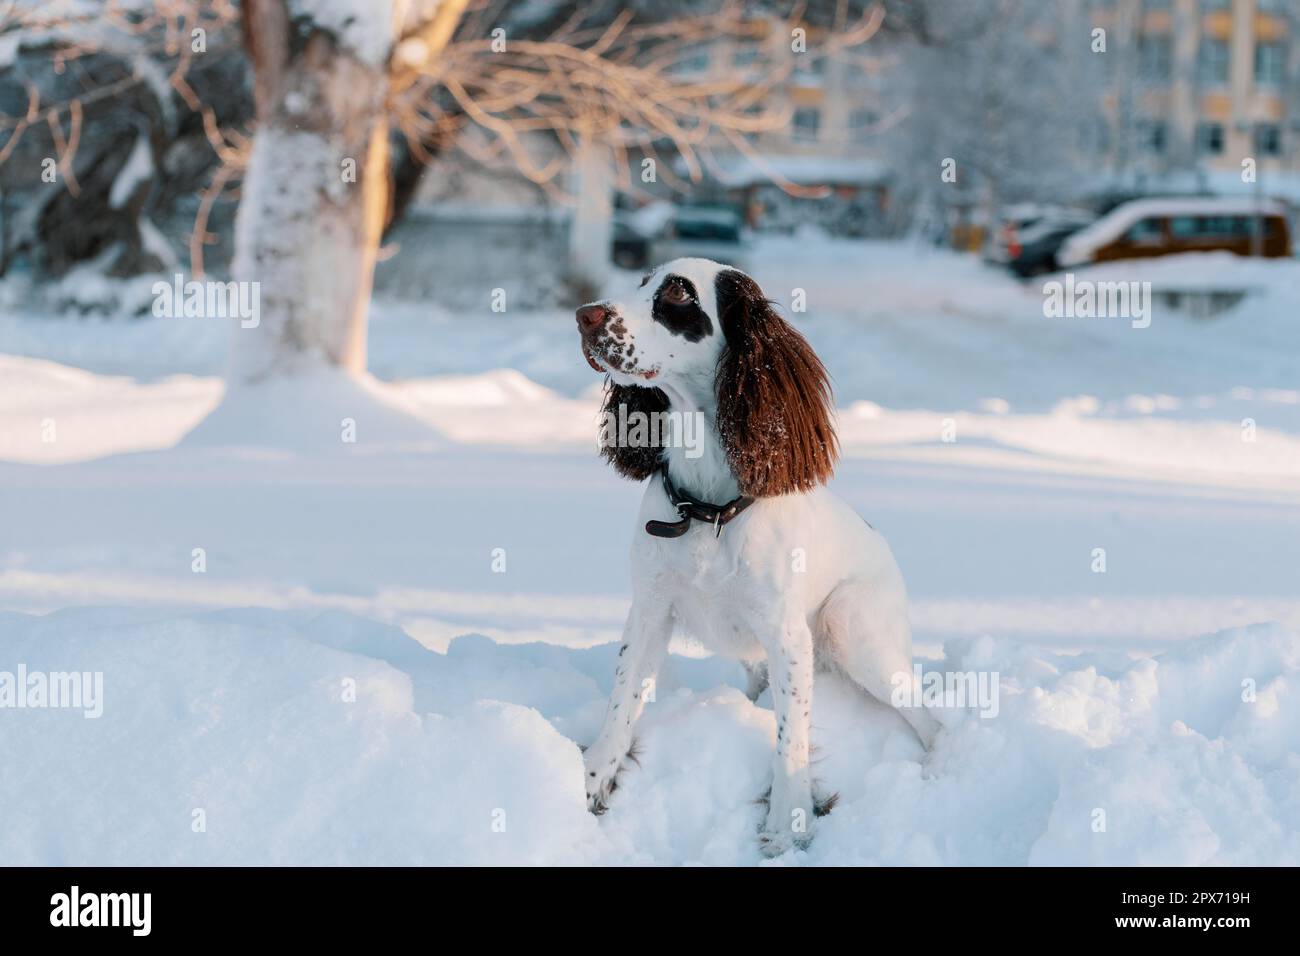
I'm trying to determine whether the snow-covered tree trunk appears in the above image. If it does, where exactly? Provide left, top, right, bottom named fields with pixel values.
left=234, top=0, right=400, bottom=381
left=567, top=135, right=613, bottom=291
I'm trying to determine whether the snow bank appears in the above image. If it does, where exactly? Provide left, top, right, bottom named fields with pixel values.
left=10, top=347, right=1297, bottom=493
left=0, top=608, right=600, bottom=865
left=2, top=608, right=1296, bottom=865
left=180, top=366, right=442, bottom=453
left=0, top=355, right=220, bottom=464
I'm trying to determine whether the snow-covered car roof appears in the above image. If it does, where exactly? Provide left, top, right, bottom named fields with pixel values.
left=617, top=201, right=676, bottom=238
left=1059, top=197, right=1289, bottom=266
left=1016, top=216, right=1092, bottom=245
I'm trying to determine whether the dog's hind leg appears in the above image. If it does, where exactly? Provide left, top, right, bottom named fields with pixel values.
left=583, top=599, right=673, bottom=814
left=741, top=659, right=769, bottom=701
left=818, top=579, right=939, bottom=750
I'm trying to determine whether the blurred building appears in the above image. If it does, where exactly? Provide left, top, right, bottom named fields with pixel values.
left=667, top=22, right=897, bottom=235
left=1090, top=0, right=1300, bottom=186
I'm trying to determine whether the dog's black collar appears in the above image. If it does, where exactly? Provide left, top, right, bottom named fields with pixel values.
left=645, top=468, right=754, bottom=539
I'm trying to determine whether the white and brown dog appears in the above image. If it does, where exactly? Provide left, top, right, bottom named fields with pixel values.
left=577, top=258, right=936, bottom=855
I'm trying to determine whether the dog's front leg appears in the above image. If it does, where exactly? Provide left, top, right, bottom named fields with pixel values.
left=759, top=612, right=816, bottom=855
left=583, top=600, right=672, bottom=814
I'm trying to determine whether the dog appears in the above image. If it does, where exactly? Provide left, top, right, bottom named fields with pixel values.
left=576, top=258, right=937, bottom=855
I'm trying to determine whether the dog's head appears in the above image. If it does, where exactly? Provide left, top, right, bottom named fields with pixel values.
left=577, top=258, right=837, bottom=497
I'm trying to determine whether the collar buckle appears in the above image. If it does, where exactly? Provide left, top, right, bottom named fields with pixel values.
left=646, top=468, right=754, bottom=540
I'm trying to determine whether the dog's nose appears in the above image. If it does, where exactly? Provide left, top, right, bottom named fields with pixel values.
left=576, top=304, right=610, bottom=333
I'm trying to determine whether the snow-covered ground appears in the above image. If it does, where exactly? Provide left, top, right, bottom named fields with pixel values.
left=1, top=238, right=1297, bottom=864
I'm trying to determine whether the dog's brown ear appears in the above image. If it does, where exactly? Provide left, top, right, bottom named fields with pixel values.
left=714, top=269, right=837, bottom=497
left=599, top=380, right=670, bottom=481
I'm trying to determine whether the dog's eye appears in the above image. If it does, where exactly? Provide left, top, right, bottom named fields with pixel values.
left=661, top=282, right=691, bottom=306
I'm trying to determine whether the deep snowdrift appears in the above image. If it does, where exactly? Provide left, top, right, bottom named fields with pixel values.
left=2, top=607, right=1296, bottom=865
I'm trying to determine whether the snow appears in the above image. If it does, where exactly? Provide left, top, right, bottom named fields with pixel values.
left=290, top=0, right=395, bottom=67
left=622, top=200, right=676, bottom=238
left=181, top=367, right=440, bottom=454
left=137, top=217, right=178, bottom=272
left=108, top=132, right=153, bottom=210
left=0, top=34, right=20, bottom=69
left=1, top=608, right=1295, bottom=864
left=2, top=235, right=1299, bottom=864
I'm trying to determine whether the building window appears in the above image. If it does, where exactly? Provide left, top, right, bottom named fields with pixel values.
left=1255, top=42, right=1285, bottom=86
left=731, top=46, right=760, bottom=68
left=1254, top=123, right=1282, bottom=156
left=792, top=107, right=821, bottom=141
left=1198, top=39, right=1229, bottom=85
left=1137, top=120, right=1167, bottom=154
left=1200, top=0, right=1229, bottom=10
left=1196, top=122, right=1224, bottom=155
left=1138, top=34, right=1172, bottom=82
left=850, top=108, right=879, bottom=143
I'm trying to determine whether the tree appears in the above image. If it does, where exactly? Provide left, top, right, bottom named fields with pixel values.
left=4, top=1, right=887, bottom=382
left=233, top=0, right=875, bottom=380
left=0, top=0, right=247, bottom=281
left=233, top=0, right=432, bottom=379
left=881, top=0, right=1107, bottom=225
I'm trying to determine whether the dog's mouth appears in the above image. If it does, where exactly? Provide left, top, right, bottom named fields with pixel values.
left=581, top=341, right=659, bottom=380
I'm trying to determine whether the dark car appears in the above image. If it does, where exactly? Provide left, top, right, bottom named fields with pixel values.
left=985, top=205, right=1091, bottom=264
left=1007, top=219, right=1091, bottom=277
left=612, top=220, right=653, bottom=269
left=654, top=204, right=749, bottom=270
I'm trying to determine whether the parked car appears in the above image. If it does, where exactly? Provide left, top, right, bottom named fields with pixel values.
left=611, top=200, right=675, bottom=270
left=985, top=204, right=1093, bottom=265
left=1058, top=197, right=1292, bottom=267
left=653, top=204, right=749, bottom=270
left=611, top=219, right=654, bottom=269
left=1006, top=218, right=1092, bottom=277
left=611, top=201, right=748, bottom=270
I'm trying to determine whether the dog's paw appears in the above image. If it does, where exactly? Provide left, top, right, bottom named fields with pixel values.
left=583, top=738, right=641, bottom=816
left=587, top=775, right=616, bottom=816
left=756, top=786, right=817, bottom=856
left=757, top=825, right=814, bottom=858
left=755, top=786, right=837, bottom=817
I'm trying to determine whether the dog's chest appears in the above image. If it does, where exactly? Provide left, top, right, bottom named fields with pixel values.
left=657, top=529, right=764, bottom=661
